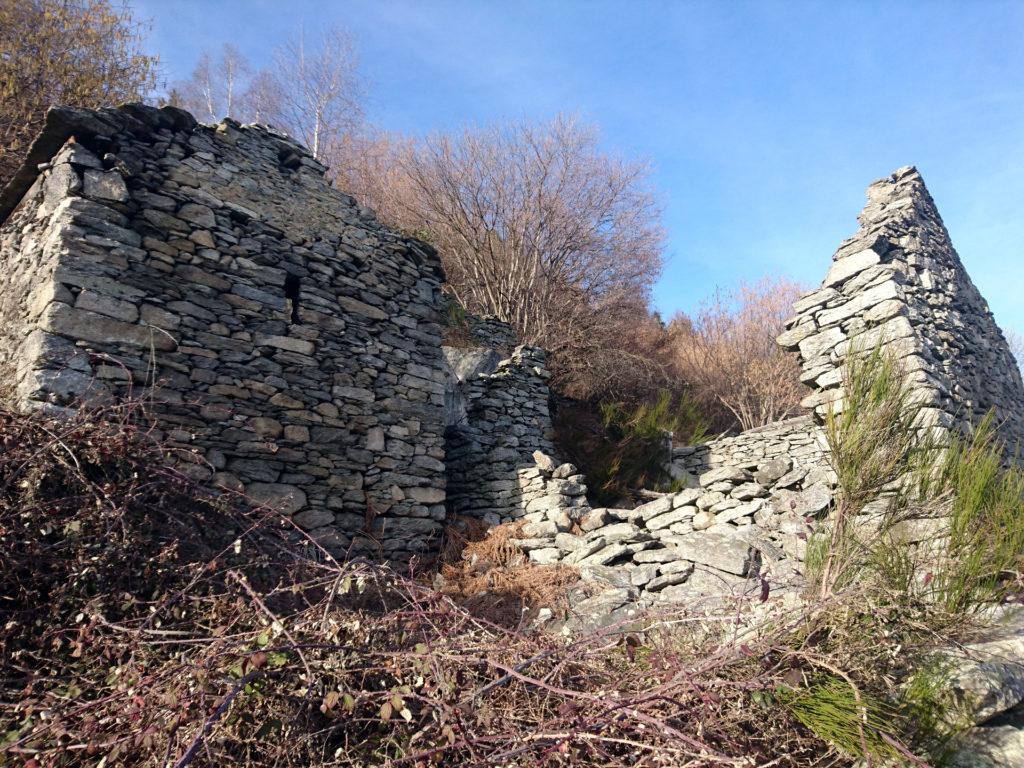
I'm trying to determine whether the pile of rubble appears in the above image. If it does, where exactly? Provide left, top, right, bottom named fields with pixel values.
left=502, top=448, right=836, bottom=629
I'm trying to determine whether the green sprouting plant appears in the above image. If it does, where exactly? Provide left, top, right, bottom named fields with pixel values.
left=782, top=677, right=903, bottom=762
left=907, top=413, right=1024, bottom=613
left=897, top=656, right=970, bottom=764
left=596, top=390, right=708, bottom=500
left=554, top=391, right=708, bottom=506
left=443, top=299, right=468, bottom=328
left=818, top=342, right=927, bottom=598
left=816, top=338, right=1024, bottom=614
left=440, top=297, right=475, bottom=347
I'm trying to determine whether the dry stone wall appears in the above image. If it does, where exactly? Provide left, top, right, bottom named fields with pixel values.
left=505, top=446, right=829, bottom=631
left=525, top=166, right=1024, bottom=626
left=444, top=326, right=559, bottom=524
left=0, top=104, right=448, bottom=563
left=778, top=166, right=1024, bottom=447
left=3, top=110, right=1019, bottom=609
left=673, top=415, right=830, bottom=483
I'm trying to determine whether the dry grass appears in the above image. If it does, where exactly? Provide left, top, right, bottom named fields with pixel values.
left=439, top=517, right=581, bottom=626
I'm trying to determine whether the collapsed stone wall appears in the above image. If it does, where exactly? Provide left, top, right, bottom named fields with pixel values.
left=672, top=415, right=830, bottom=482
left=0, top=104, right=448, bottom=563
left=520, top=166, right=1024, bottom=626
left=778, top=166, right=1024, bottom=447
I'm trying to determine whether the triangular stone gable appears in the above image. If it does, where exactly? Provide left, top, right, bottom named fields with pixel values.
left=779, top=166, right=1024, bottom=447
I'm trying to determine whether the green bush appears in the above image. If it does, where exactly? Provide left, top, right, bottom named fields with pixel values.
left=908, top=414, right=1024, bottom=613
left=555, top=391, right=707, bottom=506
left=814, top=339, right=1024, bottom=614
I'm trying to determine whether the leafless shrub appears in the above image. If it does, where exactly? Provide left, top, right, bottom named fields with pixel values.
left=1006, top=329, right=1024, bottom=373
left=170, top=26, right=362, bottom=163
left=669, top=277, right=807, bottom=432
left=0, top=395, right=956, bottom=767
left=336, top=114, right=668, bottom=400
left=173, top=44, right=251, bottom=123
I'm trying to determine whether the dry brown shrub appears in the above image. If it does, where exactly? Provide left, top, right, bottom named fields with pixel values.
left=0, top=0, right=157, bottom=186
left=333, top=115, right=668, bottom=401
left=669, top=277, right=807, bottom=432
left=439, top=518, right=580, bottom=627
left=0, top=395, right=967, bottom=767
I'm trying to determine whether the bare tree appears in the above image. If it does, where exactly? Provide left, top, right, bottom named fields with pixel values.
left=0, top=0, right=157, bottom=186
left=240, top=68, right=285, bottom=124
left=1007, top=329, right=1024, bottom=373
left=173, top=27, right=361, bottom=165
left=347, top=114, right=665, bottom=396
left=670, top=278, right=807, bottom=432
left=270, top=26, right=363, bottom=162
left=175, top=43, right=251, bottom=123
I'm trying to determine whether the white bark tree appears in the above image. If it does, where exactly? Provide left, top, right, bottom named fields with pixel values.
left=176, top=43, right=250, bottom=122
left=270, top=27, right=363, bottom=162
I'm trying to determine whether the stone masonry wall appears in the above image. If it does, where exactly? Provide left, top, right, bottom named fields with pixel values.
left=778, top=166, right=1024, bottom=448
left=0, top=104, right=448, bottom=563
left=445, top=340, right=558, bottom=524
left=672, top=415, right=831, bottom=483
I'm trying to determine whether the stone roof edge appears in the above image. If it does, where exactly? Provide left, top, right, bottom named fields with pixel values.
left=0, top=103, right=198, bottom=225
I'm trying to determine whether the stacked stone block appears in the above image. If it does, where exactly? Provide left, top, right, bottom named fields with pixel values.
left=672, top=415, right=830, bottom=482
left=513, top=447, right=832, bottom=616
left=512, top=166, right=1024, bottom=622
left=445, top=337, right=558, bottom=524
left=0, top=104, right=448, bottom=562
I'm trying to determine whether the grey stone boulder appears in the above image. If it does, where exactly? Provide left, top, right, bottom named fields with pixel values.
left=580, top=507, right=610, bottom=531
left=699, top=465, right=749, bottom=486
left=755, top=456, right=793, bottom=486
left=668, top=530, right=755, bottom=576
left=773, top=483, right=832, bottom=517
left=730, top=482, right=767, bottom=501
left=565, top=536, right=607, bottom=564
left=633, top=547, right=685, bottom=564
left=561, top=588, right=642, bottom=633
left=646, top=506, right=697, bottom=531
left=577, top=564, right=634, bottom=590
left=671, top=487, right=702, bottom=508
left=636, top=495, right=673, bottom=520
left=576, top=542, right=630, bottom=567
left=645, top=567, right=693, bottom=592
left=554, top=532, right=586, bottom=552
left=630, top=563, right=661, bottom=587
left=589, top=522, right=648, bottom=544
left=949, top=722, right=1024, bottom=768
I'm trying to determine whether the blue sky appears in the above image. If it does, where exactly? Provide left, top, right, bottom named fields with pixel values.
left=132, top=0, right=1024, bottom=334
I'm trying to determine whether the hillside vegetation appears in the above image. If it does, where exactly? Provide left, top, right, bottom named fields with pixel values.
left=2, top=349, right=1023, bottom=766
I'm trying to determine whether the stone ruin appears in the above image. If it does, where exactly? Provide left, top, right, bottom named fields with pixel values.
left=0, top=103, right=577, bottom=566
left=1, top=105, right=1022, bottom=608
left=0, top=104, right=449, bottom=563
left=481, top=165, right=1024, bottom=625
left=778, top=165, right=1024, bottom=446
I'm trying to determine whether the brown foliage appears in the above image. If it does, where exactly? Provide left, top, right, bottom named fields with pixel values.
left=0, top=397, right=962, bottom=766
left=439, top=518, right=581, bottom=627
left=669, top=277, right=807, bottom=432
left=0, top=0, right=158, bottom=186
left=335, top=115, right=668, bottom=400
